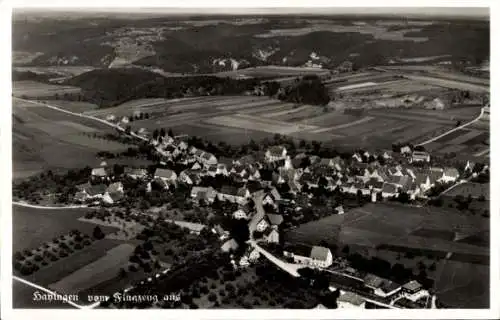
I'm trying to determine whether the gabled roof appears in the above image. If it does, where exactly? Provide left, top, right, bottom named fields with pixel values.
left=266, top=214, right=284, bottom=226
left=124, top=167, right=148, bottom=177
left=106, top=182, right=123, bottom=194
left=380, top=280, right=401, bottom=293
left=194, top=150, right=204, bottom=157
left=91, top=167, right=107, bottom=177
left=403, top=280, right=423, bottom=293
left=309, top=246, right=330, bottom=261
left=236, top=187, right=249, bottom=197
left=87, top=184, right=107, bottom=196
left=208, top=164, right=218, bottom=172
left=444, top=167, right=459, bottom=177
left=363, top=273, right=384, bottom=288
left=220, top=185, right=239, bottom=196
left=267, top=145, right=286, bottom=156
left=154, top=168, right=176, bottom=179
left=202, top=152, right=215, bottom=160
left=381, top=183, right=399, bottom=194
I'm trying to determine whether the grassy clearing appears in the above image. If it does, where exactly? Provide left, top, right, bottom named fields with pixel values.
left=44, top=100, right=99, bottom=113
left=443, top=182, right=490, bottom=200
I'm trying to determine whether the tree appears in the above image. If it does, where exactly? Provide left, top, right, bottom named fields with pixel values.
left=92, top=226, right=105, bottom=240
left=168, top=129, right=174, bottom=137
left=160, top=128, right=166, bottom=137
left=342, top=245, right=350, bottom=255
left=119, top=267, right=127, bottom=278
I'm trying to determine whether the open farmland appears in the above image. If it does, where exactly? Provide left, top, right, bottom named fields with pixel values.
left=12, top=205, right=117, bottom=252
left=44, top=100, right=99, bottom=113
left=215, top=65, right=330, bottom=79
left=13, top=80, right=82, bottom=98
left=284, top=202, right=489, bottom=308
left=13, top=98, right=132, bottom=178
left=284, top=203, right=488, bottom=254
left=49, top=243, right=135, bottom=294
left=443, top=183, right=490, bottom=200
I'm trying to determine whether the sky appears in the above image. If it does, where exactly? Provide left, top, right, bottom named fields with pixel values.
left=13, top=6, right=489, bottom=19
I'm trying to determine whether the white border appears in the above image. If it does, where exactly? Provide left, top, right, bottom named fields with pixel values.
left=1, top=1, right=498, bottom=319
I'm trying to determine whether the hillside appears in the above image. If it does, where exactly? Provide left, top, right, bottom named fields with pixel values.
left=13, top=16, right=490, bottom=73
left=65, top=68, right=260, bottom=107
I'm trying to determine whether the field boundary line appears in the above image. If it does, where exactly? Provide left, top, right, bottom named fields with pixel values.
left=416, top=107, right=485, bottom=146
left=311, top=116, right=374, bottom=133
left=13, top=276, right=85, bottom=309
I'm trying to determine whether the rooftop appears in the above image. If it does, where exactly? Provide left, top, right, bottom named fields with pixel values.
left=337, top=291, right=365, bottom=306
left=309, top=246, right=330, bottom=261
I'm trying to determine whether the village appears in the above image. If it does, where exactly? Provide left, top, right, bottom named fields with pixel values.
left=51, top=122, right=488, bottom=309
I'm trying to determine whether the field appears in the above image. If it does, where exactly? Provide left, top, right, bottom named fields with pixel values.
left=420, top=109, right=489, bottom=160
left=12, top=205, right=118, bottom=252
left=284, top=202, right=489, bottom=255
left=44, top=100, right=99, bottom=113
left=215, top=66, right=330, bottom=79
left=13, top=98, right=132, bottom=178
left=13, top=80, right=82, bottom=98
left=284, top=202, right=489, bottom=308
left=443, top=183, right=490, bottom=200
left=49, top=243, right=135, bottom=294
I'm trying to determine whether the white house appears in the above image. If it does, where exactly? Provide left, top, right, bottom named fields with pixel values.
left=439, top=167, right=460, bottom=183
left=233, top=209, right=248, bottom=220
left=364, top=274, right=402, bottom=298
left=401, top=280, right=430, bottom=302
left=400, top=145, right=412, bottom=154
left=411, top=151, right=431, bottom=163
left=381, top=183, right=399, bottom=198
left=284, top=245, right=333, bottom=268
left=190, top=186, right=217, bottom=203
left=200, top=152, right=218, bottom=166
left=264, top=228, right=280, bottom=244
left=265, top=146, right=287, bottom=162
left=154, top=168, right=177, bottom=184
left=256, top=218, right=269, bottom=232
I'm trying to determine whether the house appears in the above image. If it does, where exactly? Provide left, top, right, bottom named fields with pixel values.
left=154, top=168, right=177, bottom=185
left=262, top=188, right=281, bottom=207
left=102, top=182, right=124, bottom=204
left=74, top=184, right=107, bottom=203
left=233, top=209, right=248, bottom=220
left=255, top=218, right=270, bottom=232
left=363, top=274, right=402, bottom=298
left=388, top=174, right=411, bottom=189
left=439, top=167, right=460, bottom=183
left=218, top=185, right=250, bottom=204
left=266, top=214, right=284, bottom=226
left=191, top=161, right=203, bottom=170
left=105, top=114, right=116, bottom=122
left=265, top=146, right=287, bottom=162
left=248, top=248, right=260, bottom=262
left=337, top=60, right=353, bottom=73
left=178, top=141, right=189, bottom=151
left=213, top=224, right=230, bottom=241
left=352, top=153, right=363, bottom=163
left=381, top=183, right=399, bottom=198
left=335, top=205, right=344, bottom=215
left=201, top=152, right=217, bottom=166
left=283, top=244, right=333, bottom=268
left=120, top=116, right=129, bottom=124
left=415, top=172, right=432, bottom=193
left=91, top=167, right=108, bottom=181
left=246, top=166, right=261, bottom=181
left=221, top=239, right=239, bottom=253
left=399, top=146, right=411, bottom=155
left=190, top=186, right=217, bottom=203
left=263, top=228, right=280, bottom=244
left=188, top=146, right=198, bottom=155
left=178, top=169, right=201, bottom=185
left=411, top=151, right=431, bottom=163
left=337, top=292, right=366, bottom=308
left=402, top=280, right=430, bottom=302
left=124, top=168, right=148, bottom=180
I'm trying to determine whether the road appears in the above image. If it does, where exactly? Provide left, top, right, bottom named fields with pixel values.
left=248, top=240, right=302, bottom=277
left=416, top=106, right=485, bottom=146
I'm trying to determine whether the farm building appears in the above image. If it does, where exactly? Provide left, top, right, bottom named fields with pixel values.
left=411, top=151, right=430, bottom=163
left=124, top=168, right=148, bottom=179
left=103, top=182, right=125, bottom=204
left=381, top=183, right=399, bottom=198
left=154, top=168, right=177, bottom=184
left=74, top=183, right=107, bottom=202
left=402, top=280, right=430, bottom=302
left=265, top=146, right=287, bottom=162
left=439, top=167, right=460, bottom=183
left=217, top=185, right=251, bottom=204
left=91, top=167, right=108, bottom=181
left=363, top=274, right=402, bottom=298
left=263, top=228, right=280, bottom=244
left=190, top=186, right=217, bottom=204
left=233, top=209, right=248, bottom=220
left=424, top=97, right=446, bottom=110
left=221, top=239, right=239, bottom=253
left=283, top=244, right=333, bottom=268
left=200, top=152, right=218, bottom=166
